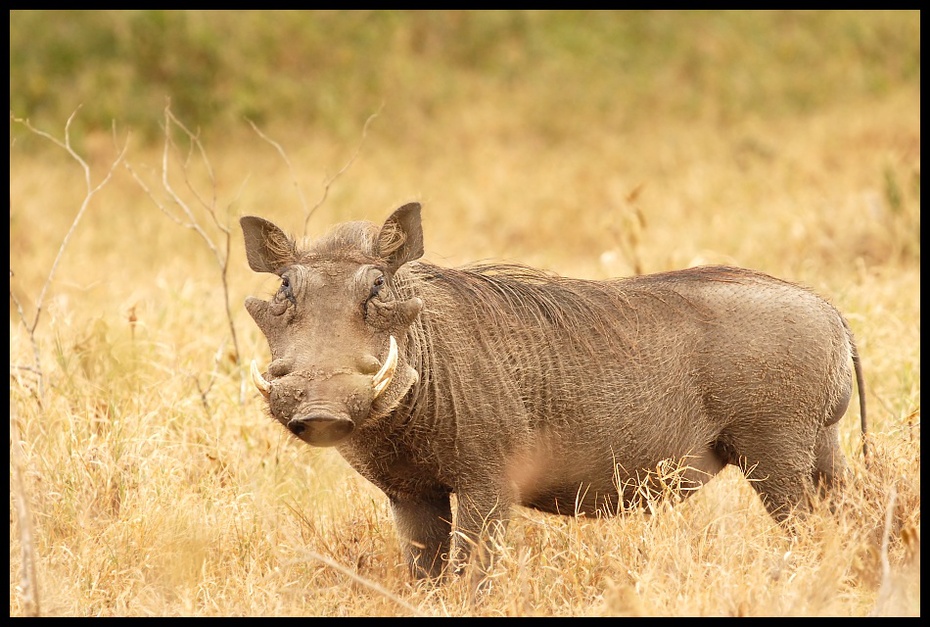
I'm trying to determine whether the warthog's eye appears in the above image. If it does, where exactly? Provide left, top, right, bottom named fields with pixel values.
left=363, top=273, right=385, bottom=317
left=279, top=275, right=296, bottom=306
left=371, top=274, right=385, bottom=297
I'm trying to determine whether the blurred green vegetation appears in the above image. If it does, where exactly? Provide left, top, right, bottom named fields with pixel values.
left=9, top=10, right=921, bottom=144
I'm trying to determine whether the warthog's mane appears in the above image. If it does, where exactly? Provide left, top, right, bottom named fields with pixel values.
left=402, top=262, right=711, bottom=365
left=296, top=221, right=382, bottom=264
left=400, top=264, right=814, bottom=365
left=296, top=220, right=413, bottom=267
left=414, top=262, right=637, bottom=331
left=293, top=221, right=786, bottom=346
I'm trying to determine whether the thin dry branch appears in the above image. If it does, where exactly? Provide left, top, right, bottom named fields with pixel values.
left=124, top=105, right=245, bottom=404
left=302, top=107, right=382, bottom=235
left=164, top=108, right=229, bottom=234
left=157, top=108, right=226, bottom=267
left=10, top=400, right=40, bottom=616
left=9, top=270, right=42, bottom=393
left=246, top=105, right=381, bottom=236
left=869, top=484, right=899, bottom=617
left=10, top=109, right=129, bottom=397
left=247, top=118, right=310, bottom=217
left=285, top=549, right=426, bottom=617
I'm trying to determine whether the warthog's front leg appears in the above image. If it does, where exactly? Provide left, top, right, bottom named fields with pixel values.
left=390, top=495, right=453, bottom=580
left=453, top=483, right=512, bottom=591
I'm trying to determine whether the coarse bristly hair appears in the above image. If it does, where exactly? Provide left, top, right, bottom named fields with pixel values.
left=296, top=221, right=386, bottom=265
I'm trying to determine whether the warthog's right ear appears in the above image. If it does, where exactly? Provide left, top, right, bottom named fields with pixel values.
left=377, top=202, right=424, bottom=272
left=240, top=216, right=297, bottom=275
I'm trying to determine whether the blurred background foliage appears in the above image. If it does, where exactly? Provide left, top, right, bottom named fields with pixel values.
left=9, top=10, right=921, bottom=145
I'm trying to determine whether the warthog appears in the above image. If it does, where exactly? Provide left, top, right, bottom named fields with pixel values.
left=241, top=203, right=866, bottom=580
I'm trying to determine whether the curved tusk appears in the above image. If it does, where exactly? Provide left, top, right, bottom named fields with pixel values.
left=372, top=335, right=398, bottom=398
left=250, top=360, right=271, bottom=398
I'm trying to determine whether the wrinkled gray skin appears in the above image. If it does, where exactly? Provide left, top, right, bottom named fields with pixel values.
left=241, top=203, right=866, bottom=582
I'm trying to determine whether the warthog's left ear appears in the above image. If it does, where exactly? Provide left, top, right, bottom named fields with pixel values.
left=377, top=203, right=424, bottom=272
left=240, top=216, right=298, bottom=275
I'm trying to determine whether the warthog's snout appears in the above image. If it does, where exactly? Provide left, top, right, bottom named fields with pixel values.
left=263, top=375, right=365, bottom=447
left=286, top=412, right=355, bottom=447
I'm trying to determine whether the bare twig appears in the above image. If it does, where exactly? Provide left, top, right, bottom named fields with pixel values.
left=614, top=184, right=647, bottom=276
left=158, top=109, right=225, bottom=266
left=125, top=105, right=243, bottom=401
left=9, top=270, right=42, bottom=393
left=247, top=118, right=310, bottom=217
left=187, top=337, right=232, bottom=420
left=10, top=109, right=129, bottom=397
left=869, top=484, right=898, bottom=616
left=284, top=549, right=426, bottom=616
left=311, top=106, right=382, bottom=236
left=247, top=108, right=382, bottom=237
left=192, top=373, right=214, bottom=418
left=10, top=400, right=40, bottom=616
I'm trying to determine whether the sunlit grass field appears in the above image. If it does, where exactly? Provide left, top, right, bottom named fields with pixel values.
left=10, top=11, right=919, bottom=616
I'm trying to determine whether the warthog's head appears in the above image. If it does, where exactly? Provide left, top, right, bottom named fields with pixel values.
left=241, top=203, right=424, bottom=447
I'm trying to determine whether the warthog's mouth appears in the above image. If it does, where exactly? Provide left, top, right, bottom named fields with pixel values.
left=248, top=336, right=400, bottom=446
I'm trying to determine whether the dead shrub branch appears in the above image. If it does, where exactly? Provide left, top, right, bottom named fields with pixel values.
left=10, top=109, right=128, bottom=398
left=286, top=549, right=426, bottom=617
left=247, top=106, right=382, bottom=237
left=246, top=118, right=310, bottom=218
left=125, top=104, right=243, bottom=401
left=10, top=400, right=40, bottom=616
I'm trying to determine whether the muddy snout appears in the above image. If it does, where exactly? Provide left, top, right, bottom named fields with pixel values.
left=264, top=373, right=372, bottom=447
left=250, top=357, right=390, bottom=447
left=285, top=410, right=355, bottom=447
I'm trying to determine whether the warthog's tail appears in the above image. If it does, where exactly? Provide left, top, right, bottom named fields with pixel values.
left=845, top=317, right=869, bottom=468
left=852, top=343, right=869, bottom=467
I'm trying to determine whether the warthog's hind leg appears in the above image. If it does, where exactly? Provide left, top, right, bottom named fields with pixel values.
left=812, top=422, right=850, bottom=489
left=720, top=426, right=818, bottom=522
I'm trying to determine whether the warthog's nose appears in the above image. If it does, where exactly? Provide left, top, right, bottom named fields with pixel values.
left=288, top=412, right=355, bottom=447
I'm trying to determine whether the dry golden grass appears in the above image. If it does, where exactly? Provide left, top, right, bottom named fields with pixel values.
left=10, top=80, right=919, bottom=616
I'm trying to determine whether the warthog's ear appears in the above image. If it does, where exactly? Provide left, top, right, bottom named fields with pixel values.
left=377, top=202, right=424, bottom=272
left=240, top=216, right=297, bottom=275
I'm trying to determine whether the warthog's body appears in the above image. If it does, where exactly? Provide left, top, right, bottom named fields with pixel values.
left=242, top=203, right=865, bottom=580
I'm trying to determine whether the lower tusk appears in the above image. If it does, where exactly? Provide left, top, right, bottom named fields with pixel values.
left=250, top=360, right=271, bottom=398
left=372, top=335, right=398, bottom=398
